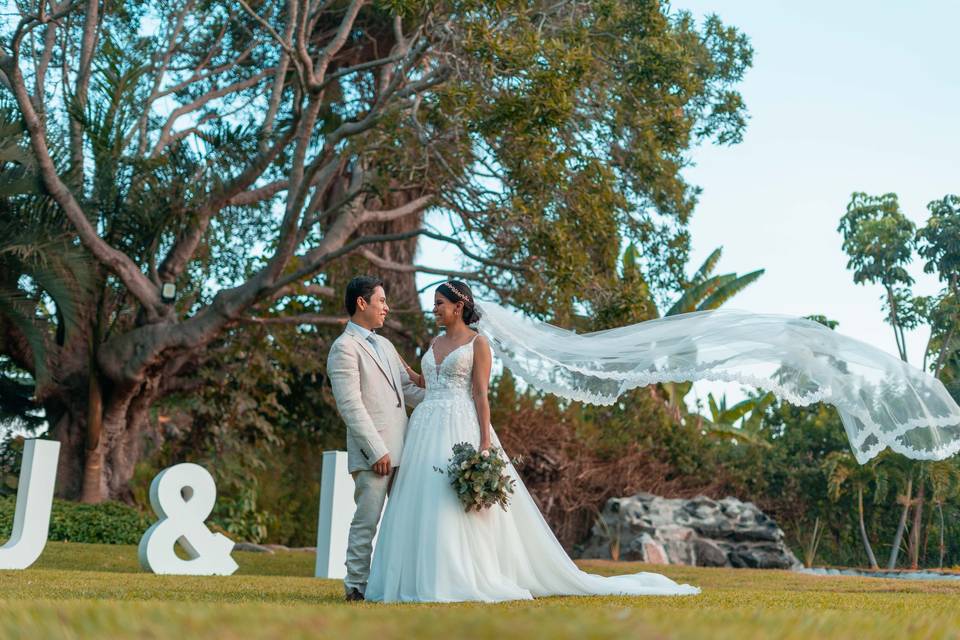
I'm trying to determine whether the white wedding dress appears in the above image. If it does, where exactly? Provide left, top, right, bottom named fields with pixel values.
left=364, top=335, right=699, bottom=603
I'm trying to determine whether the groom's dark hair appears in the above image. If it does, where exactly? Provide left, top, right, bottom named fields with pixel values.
left=345, top=275, right=385, bottom=316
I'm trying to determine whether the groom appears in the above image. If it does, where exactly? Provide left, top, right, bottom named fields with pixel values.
left=326, top=275, right=425, bottom=601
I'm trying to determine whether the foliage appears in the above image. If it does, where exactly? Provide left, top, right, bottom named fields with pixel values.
left=137, top=322, right=341, bottom=544
left=702, top=391, right=775, bottom=447
left=449, top=5, right=754, bottom=315
left=491, top=370, right=742, bottom=550
left=824, top=191, right=960, bottom=568
left=916, top=194, right=960, bottom=378
left=838, top=192, right=917, bottom=361
left=664, top=247, right=764, bottom=317
left=0, top=0, right=754, bottom=502
left=838, top=191, right=960, bottom=377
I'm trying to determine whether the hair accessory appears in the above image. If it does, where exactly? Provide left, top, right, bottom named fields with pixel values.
left=441, top=283, right=471, bottom=304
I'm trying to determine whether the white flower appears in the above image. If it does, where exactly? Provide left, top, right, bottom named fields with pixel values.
left=481, top=450, right=490, bottom=458
left=460, top=461, right=469, bottom=470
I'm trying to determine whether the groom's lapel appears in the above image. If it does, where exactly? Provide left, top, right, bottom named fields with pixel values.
left=344, top=325, right=397, bottom=392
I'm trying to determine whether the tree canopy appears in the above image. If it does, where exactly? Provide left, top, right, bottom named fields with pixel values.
left=0, top=0, right=753, bottom=500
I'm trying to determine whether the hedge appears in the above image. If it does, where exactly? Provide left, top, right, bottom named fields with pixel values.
left=0, top=496, right=152, bottom=545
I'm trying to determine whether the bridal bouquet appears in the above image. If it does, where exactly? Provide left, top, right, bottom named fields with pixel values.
left=435, top=442, right=519, bottom=512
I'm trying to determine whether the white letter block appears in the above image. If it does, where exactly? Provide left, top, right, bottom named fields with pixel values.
left=315, top=451, right=356, bottom=579
left=138, top=463, right=238, bottom=576
left=0, top=439, right=60, bottom=569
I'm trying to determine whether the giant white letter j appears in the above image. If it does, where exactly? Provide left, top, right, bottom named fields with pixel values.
left=0, top=439, right=60, bottom=569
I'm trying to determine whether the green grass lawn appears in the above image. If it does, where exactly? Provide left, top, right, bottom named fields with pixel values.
left=1, top=542, right=956, bottom=639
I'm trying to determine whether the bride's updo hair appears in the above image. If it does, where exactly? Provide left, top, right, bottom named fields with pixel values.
left=437, top=281, right=481, bottom=325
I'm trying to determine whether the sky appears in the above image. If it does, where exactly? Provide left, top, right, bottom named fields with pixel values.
left=415, top=1, right=959, bottom=410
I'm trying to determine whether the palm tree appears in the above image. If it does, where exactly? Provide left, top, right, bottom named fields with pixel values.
left=875, top=453, right=917, bottom=570
left=0, top=103, right=93, bottom=428
left=664, top=247, right=765, bottom=316
left=658, top=247, right=764, bottom=410
left=926, top=460, right=960, bottom=568
left=701, top=390, right=775, bottom=447
left=823, top=450, right=880, bottom=569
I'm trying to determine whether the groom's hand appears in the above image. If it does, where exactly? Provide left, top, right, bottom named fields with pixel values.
left=372, top=453, right=392, bottom=476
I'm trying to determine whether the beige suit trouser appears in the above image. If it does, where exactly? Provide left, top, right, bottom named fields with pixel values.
left=344, top=468, right=393, bottom=594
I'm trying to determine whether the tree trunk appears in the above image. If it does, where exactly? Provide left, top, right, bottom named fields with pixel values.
left=938, top=502, right=946, bottom=569
left=887, top=476, right=912, bottom=570
left=934, top=322, right=957, bottom=378
left=80, top=362, right=105, bottom=503
left=933, top=276, right=959, bottom=376
left=103, top=377, right=158, bottom=501
left=50, top=374, right=159, bottom=503
left=858, top=485, right=879, bottom=569
left=909, top=480, right=925, bottom=570
left=885, top=286, right=907, bottom=362
left=49, top=404, right=86, bottom=499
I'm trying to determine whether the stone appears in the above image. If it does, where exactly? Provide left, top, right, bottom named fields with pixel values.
left=233, top=542, right=274, bottom=554
left=693, top=538, right=728, bottom=567
left=657, top=525, right=696, bottom=565
left=639, top=534, right=669, bottom=565
left=578, top=493, right=801, bottom=570
left=728, top=542, right=800, bottom=569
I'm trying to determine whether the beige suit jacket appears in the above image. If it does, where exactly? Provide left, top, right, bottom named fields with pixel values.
left=327, top=323, right=425, bottom=472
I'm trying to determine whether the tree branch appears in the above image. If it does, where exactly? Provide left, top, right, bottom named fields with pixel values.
left=270, top=283, right=336, bottom=300
left=226, top=180, right=290, bottom=207
left=236, top=0, right=307, bottom=89
left=241, top=313, right=346, bottom=326
left=157, top=125, right=297, bottom=282
left=68, top=0, right=100, bottom=184
left=260, top=0, right=297, bottom=149
left=359, top=248, right=481, bottom=279
left=274, top=227, right=521, bottom=294
left=150, top=67, right=276, bottom=158
left=354, top=194, right=433, bottom=224
left=240, top=313, right=408, bottom=334
left=308, top=0, right=368, bottom=90
left=2, top=48, right=165, bottom=318
left=136, top=0, right=195, bottom=155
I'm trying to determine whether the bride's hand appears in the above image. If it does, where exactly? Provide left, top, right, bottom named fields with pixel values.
left=402, top=360, right=425, bottom=388
left=479, top=437, right=491, bottom=452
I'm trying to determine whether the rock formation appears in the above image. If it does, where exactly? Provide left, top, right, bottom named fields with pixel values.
left=577, top=493, right=801, bottom=569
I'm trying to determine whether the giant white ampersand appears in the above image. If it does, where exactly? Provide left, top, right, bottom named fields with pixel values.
left=138, top=463, right=238, bottom=575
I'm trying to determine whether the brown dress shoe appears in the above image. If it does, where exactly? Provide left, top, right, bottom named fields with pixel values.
left=345, top=587, right=365, bottom=602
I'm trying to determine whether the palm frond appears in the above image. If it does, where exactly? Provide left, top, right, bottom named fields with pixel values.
left=707, top=392, right=721, bottom=421
left=697, top=269, right=765, bottom=311
left=742, top=391, right=776, bottom=433
left=0, top=367, right=45, bottom=432
left=0, top=224, right=95, bottom=343
left=690, top=247, right=723, bottom=286
left=0, top=292, right=50, bottom=388
left=666, top=273, right=735, bottom=316
left=716, top=396, right=757, bottom=424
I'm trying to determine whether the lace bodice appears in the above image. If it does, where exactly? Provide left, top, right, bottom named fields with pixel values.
left=421, top=336, right=477, bottom=401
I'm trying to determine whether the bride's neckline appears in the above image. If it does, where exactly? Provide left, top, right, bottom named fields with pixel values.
left=430, top=334, right=478, bottom=373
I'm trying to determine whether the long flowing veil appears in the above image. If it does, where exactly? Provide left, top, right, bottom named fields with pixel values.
left=474, top=302, right=960, bottom=463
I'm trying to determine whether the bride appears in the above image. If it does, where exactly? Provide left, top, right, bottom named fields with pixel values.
left=364, top=281, right=699, bottom=602
left=365, top=279, right=960, bottom=603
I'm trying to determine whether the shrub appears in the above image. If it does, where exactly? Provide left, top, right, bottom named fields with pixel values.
left=0, top=496, right=151, bottom=545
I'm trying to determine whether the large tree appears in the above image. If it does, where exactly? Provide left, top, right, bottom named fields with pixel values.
left=0, top=0, right=752, bottom=502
